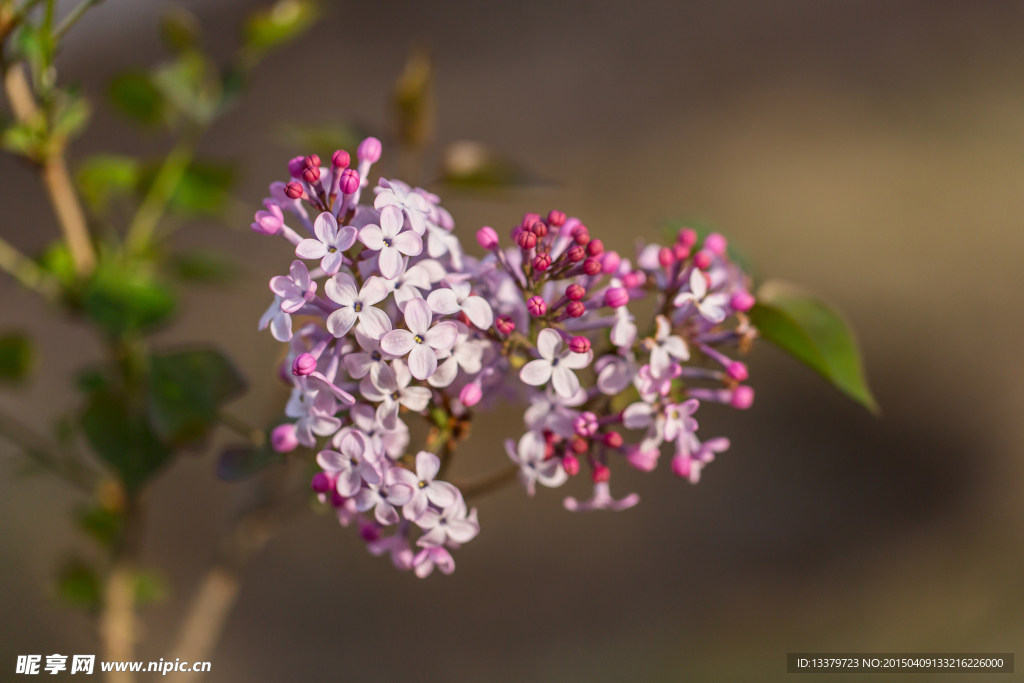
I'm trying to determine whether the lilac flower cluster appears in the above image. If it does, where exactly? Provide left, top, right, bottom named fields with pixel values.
left=253, top=138, right=758, bottom=577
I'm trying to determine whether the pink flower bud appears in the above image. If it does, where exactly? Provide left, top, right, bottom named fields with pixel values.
left=730, top=290, right=755, bottom=312
left=496, top=315, right=515, bottom=335
left=730, top=385, right=755, bottom=409
left=358, top=518, right=381, bottom=542
left=704, top=232, right=727, bottom=256
left=571, top=436, right=589, bottom=454
left=516, top=231, right=537, bottom=250
left=285, top=181, right=304, bottom=199
left=532, top=253, right=552, bottom=271
left=604, top=287, right=629, bottom=308
left=476, top=226, right=499, bottom=250
left=658, top=247, right=675, bottom=267
left=572, top=226, right=590, bottom=245
left=678, top=227, right=697, bottom=247
left=573, top=411, right=598, bottom=436
left=330, top=490, right=346, bottom=507
left=621, top=272, right=641, bottom=289
left=287, top=156, right=306, bottom=178
left=727, top=361, right=749, bottom=381
left=566, top=284, right=586, bottom=301
left=303, top=154, right=321, bottom=169
left=310, top=471, right=333, bottom=493
left=566, top=301, right=586, bottom=318
left=583, top=258, right=602, bottom=276
left=693, top=249, right=713, bottom=270
left=603, top=431, right=623, bottom=448
left=339, top=168, right=360, bottom=194
left=562, top=453, right=580, bottom=476
left=271, top=423, right=299, bottom=453
left=331, top=149, right=350, bottom=168
left=548, top=210, right=566, bottom=227
left=302, top=166, right=321, bottom=184
left=600, top=251, right=621, bottom=274
left=357, top=136, right=382, bottom=163
left=527, top=295, right=547, bottom=317
left=586, top=239, right=604, bottom=257
left=592, top=463, right=610, bottom=483
left=672, top=243, right=690, bottom=261
left=530, top=220, right=547, bottom=238
left=292, top=352, right=317, bottom=376
left=567, top=245, right=586, bottom=262
left=569, top=336, right=591, bottom=354
left=521, top=213, right=541, bottom=230
left=459, top=382, right=483, bottom=407
left=671, top=454, right=692, bottom=479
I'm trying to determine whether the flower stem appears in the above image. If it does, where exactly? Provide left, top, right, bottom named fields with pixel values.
left=123, top=129, right=199, bottom=255
left=457, top=464, right=519, bottom=501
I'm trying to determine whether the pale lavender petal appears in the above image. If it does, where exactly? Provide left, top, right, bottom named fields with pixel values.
left=334, top=225, right=358, bottom=251
left=344, top=353, right=374, bottom=379
left=377, top=246, right=402, bottom=280
left=409, top=344, right=437, bottom=380
left=403, top=298, right=433, bottom=336
left=359, top=225, right=386, bottom=251
left=425, top=321, right=458, bottom=351
left=551, top=365, right=580, bottom=398
left=360, top=276, right=389, bottom=305
left=295, top=239, right=327, bottom=260
left=326, top=307, right=357, bottom=337
left=519, top=359, right=553, bottom=386
left=380, top=329, right=415, bottom=356
left=536, top=328, right=562, bottom=360
left=269, top=312, right=292, bottom=341
left=416, top=451, right=441, bottom=482
left=325, top=273, right=358, bottom=306
left=358, top=306, right=392, bottom=340
left=320, top=250, right=344, bottom=275
left=313, top=211, right=338, bottom=244
left=399, top=386, right=431, bottom=411
left=426, top=289, right=460, bottom=315
left=460, top=296, right=493, bottom=329
left=392, top=230, right=423, bottom=256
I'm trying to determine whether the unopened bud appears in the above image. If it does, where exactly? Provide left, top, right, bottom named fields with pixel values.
left=601, top=251, right=621, bottom=274
left=285, top=181, right=304, bottom=199
left=604, top=287, right=629, bottom=308
left=672, top=243, right=691, bottom=261
left=521, top=213, right=541, bottom=230
left=693, top=249, right=713, bottom=270
left=659, top=247, right=675, bottom=267
left=357, top=136, right=382, bottom=163
left=339, top=168, right=360, bottom=194
left=532, top=253, right=552, bottom=271
left=496, top=315, right=516, bottom=335
left=572, top=226, right=590, bottom=245
left=302, top=166, right=321, bottom=184
left=566, top=301, right=586, bottom=318
left=566, top=284, right=586, bottom=301
left=287, top=156, right=306, bottom=178
left=459, top=382, right=483, bottom=407
left=583, top=258, right=602, bottom=276
left=331, top=149, right=350, bottom=168
left=527, top=295, right=547, bottom=317
left=727, top=361, right=749, bottom=382
left=547, top=210, right=566, bottom=227
left=303, top=154, right=321, bottom=169
left=516, top=231, right=537, bottom=250
left=586, top=239, right=604, bottom=257
left=603, top=431, right=623, bottom=448
left=310, top=471, right=333, bottom=493
left=730, top=290, right=755, bottom=312
left=292, top=352, right=317, bottom=376
left=678, top=227, right=697, bottom=247
left=562, top=453, right=580, bottom=476
left=530, top=220, right=548, bottom=238
left=476, top=226, right=499, bottom=250
left=569, top=336, right=591, bottom=354
left=567, top=245, right=586, bottom=262
left=591, top=463, right=611, bottom=483
left=704, top=232, right=727, bottom=256
left=571, top=436, right=589, bottom=454
left=730, top=385, right=755, bottom=409
left=271, top=423, right=299, bottom=453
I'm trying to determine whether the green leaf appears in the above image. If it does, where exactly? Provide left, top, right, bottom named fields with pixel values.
left=76, top=155, right=140, bottom=214
left=749, top=280, right=878, bottom=414
left=76, top=504, right=123, bottom=547
left=82, top=261, right=176, bottom=338
left=55, top=559, right=101, bottom=612
left=107, top=71, right=166, bottom=127
left=152, top=51, right=220, bottom=125
left=51, top=91, right=91, bottom=141
left=132, top=570, right=167, bottom=605
left=438, top=140, right=532, bottom=190
left=168, top=249, right=239, bottom=284
left=1, top=120, right=47, bottom=160
left=137, top=161, right=235, bottom=217
left=37, top=242, right=77, bottom=289
left=159, top=6, right=202, bottom=54
left=216, top=443, right=282, bottom=481
left=81, top=387, right=173, bottom=493
left=244, top=0, right=318, bottom=53
left=148, top=348, right=246, bottom=446
left=0, top=332, right=33, bottom=382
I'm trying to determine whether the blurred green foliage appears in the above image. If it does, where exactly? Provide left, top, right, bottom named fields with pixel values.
left=0, top=332, right=33, bottom=382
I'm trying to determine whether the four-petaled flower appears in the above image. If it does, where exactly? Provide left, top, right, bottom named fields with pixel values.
left=316, top=431, right=380, bottom=497
left=520, top=328, right=593, bottom=398
left=359, top=205, right=424, bottom=280
left=373, top=178, right=431, bottom=235
left=563, top=483, right=640, bottom=512
left=325, top=273, right=392, bottom=339
left=352, top=466, right=415, bottom=525
left=426, top=279, right=494, bottom=330
left=389, top=451, right=460, bottom=522
left=358, top=359, right=431, bottom=429
left=379, top=298, right=458, bottom=380
left=269, top=260, right=317, bottom=313
left=295, top=211, right=357, bottom=275
left=415, top=493, right=480, bottom=547
left=505, top=430, right=568, bottom=496
left=673, top=268, right=731, bottom=323
left=648, top=314, right=690, bottom=371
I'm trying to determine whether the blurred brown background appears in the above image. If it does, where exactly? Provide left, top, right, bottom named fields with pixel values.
left=2, top=0, right=1024, bottom=681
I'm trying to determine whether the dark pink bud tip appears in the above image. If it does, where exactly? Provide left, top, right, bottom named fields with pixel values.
left=678, top=227, right=697, bottom=247
left=527, top=295, right=547, bottom=317
left=496, top=314, right=516, bottom=335
left=583, top=258, right=602, bottom=276
left=302, top=166, right=321, bottom=184
left=591, top=463, right=611, bottom=483
left=566, top=284, right=586, bottom=301
left=521, top=213, right=541, bottom=230
left=601, top=251, right=621, bottom=274
left=331, top=149, right=350, bottom=169
left=604, top=287, right=629, bottom=308
left=562, top=453, right=580, bottom=476
left=586, top=239, right=604, bottom=257
left=532, top=253, right=552, bottom=271
left=567, top=245, right=586, bottom=263
left=287, top=156, right=306, bottom=178
left=659, top=247, right=675, bottom=267
left=730, top=291, right=755, bottom=312
left=621, top=272, right=640, bottom=289
left=672, top=243, right=691, bottom=261
left=731, top=385, right=755, bottom=410
left=340, top=168, right=360, bottom=195
left=704, top=232, right=728, bottom=256
left=304, top=154, right=321, bottom=169
left=311, top=471, right=333, bottom=493
left=270, top=423, right=299, bottom=453
left=671, top=455, right=692, bottom=479
left=285, top=181, right=304, bottom=199
left=330, top=490, right=346, bottom=508
left=530, top=220, right=548, bottom=238
left=292, top=352, right=317, bottom=376
left=572, top=227, right=590, bottom=246
left=566, top=301, right=586, bottom=318
left=547, top=210, right=566, bottom=227
left=516, top=231, right=538, bottom=250
left=603, top=431, right=623, bottom=448
left=693, top=249, right=713, bottom=270
left=358, top=137, right=382, bottom=163
left=727, top=361, right=749, bottom=382
left=459, top=382, right=483, bottom=407
left=571, top=436, right=589, bottom=454
left=359, top=519, right=381, bottom=542
left=569, top=335, right=591, bottom=354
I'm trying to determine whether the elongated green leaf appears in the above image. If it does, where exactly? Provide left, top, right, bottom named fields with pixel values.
left=136, top=161, right=235, bottom=217
left=0, top=332, right=33, bottom=382
left=82, top=261, right=176, bottom=338
left=244, top=0, right=318, bottom=53
left=169, top=249, right=239, bottom=284
left=81, top=388, right=173, bottom=493
left=55, top=559, right=101, bottom=612
left=76, top=155, right=140, bottom=214
left=750, top=280, right=878, bottom=414
left=148, top=348, right=246, bottom=446
left=107, top=71, right=167, bottom=127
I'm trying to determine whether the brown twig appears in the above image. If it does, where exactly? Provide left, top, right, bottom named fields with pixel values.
left=456, top=465, right=519, bottom=501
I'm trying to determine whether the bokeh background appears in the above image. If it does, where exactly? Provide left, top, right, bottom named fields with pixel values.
left=2, top=0, right=1024, bottom=680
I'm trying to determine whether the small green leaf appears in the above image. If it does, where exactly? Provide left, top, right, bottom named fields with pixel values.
left=148, top=348, right=246, bottom=446
left=132, top=570, right=167, bottom=605
left=244, top=0, right=318, bottom=53
left=1, top=120, right=47, bottom=160
left=159, top=6, right=202, bottom=54
left=750, top=280, right=878, bottom=414
left=438, top=140, right=532, bottom=190
left=81, top=387, right=173, bottom=493
left=168, top=249, right=239, bottom=284
left=37, top=242, right=77, bottom=289
left=152, top=51, right=220, bottom=125
left=76, top=155, right=140, bottom=214
left=76, top=504, right=123, bottom=547
left=107, top=71, right=166, bottom=127
left=82, top=261, right=176, bottom=338
left=51, top=92, right=91, bottom=141
left=0, top=332, right=33, bottom=382
left=137, top=161, right=235, bottom=217
left=55, top=559, right=101, bottom=612
left=216, top=443, right=282, bottom=481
